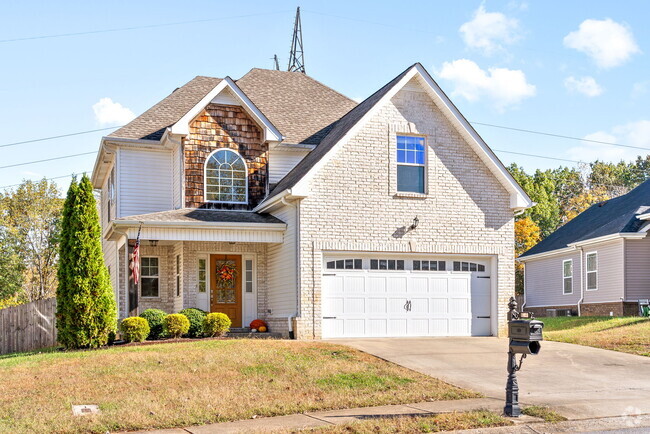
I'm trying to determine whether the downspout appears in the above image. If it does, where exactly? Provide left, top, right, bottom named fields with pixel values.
left=577, top=247, right=585, bottom=316
left=281, top=197, right=299, bottom=339
left=521, top=260, right=526, bottom=311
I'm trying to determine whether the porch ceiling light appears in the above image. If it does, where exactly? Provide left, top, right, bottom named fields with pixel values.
left=410, top=216, right=419, bottom=231
left=149, top=240, right=159, bottom=247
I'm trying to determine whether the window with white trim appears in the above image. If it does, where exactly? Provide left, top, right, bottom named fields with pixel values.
left=205, top=149, right=247, bottom=203
left=586, top=252, right=598, bottom=290
left=140, top=257, right=159, bottom=298
left=326, top=259, right=362, bottom=270
left=396, top=135, right=425, bottom=193
left=107, top=167, right=115, bottom=222
left=245, top=259, right=253, bottom=293
left=198, top=258, right=207, bottom=293
left=370, top=259, right=405, bottom=270
left=563, top=259, right=573, bottom=294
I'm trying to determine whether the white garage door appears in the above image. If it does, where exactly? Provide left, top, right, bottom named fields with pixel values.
left=322, top=257, right=491, bottom=338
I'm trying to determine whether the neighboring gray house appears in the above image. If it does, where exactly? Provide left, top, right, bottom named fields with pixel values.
left=519, top=180, right=650, bottom=316
left=92, top=63, right=532, bottom=339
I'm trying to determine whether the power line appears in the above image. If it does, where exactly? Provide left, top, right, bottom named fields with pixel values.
left=0, top=152, right=95, bottom=170
left=472, top=122, right=650, bottom=152
left=0, top=126, right=122, bottom=149
left=0, top=11, right=291, bottom=43
left=494, top=149, right=581, bottom=164
left=0, top=172, right=88, bottom=190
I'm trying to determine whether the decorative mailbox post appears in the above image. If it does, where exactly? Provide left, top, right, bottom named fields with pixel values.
left=504, top=297, right=544, bottom=417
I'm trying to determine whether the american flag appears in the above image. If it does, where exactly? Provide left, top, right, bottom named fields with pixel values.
left=130, top=224, right=142, bottom=285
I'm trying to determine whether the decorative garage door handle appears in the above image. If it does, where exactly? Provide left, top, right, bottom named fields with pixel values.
left=404, top=300, right=412, bottom=312
left=323, top=316, right=337, bottom=319
left=477, top=316, right=491, bottom=319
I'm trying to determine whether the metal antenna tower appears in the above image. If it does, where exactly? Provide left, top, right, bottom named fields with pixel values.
left=287, top=7, right=305, bottom=73
left=273, top=54, right=280, bottom=70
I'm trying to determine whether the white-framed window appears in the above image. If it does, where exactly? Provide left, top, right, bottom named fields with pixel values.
left=586, top=252, right=598, bottom=291
left=413, top=260, right=446, bottom=271
left=245, top=259, right=254, bottom=293
left=107, top=167, right=115, bottom=222
left=198, top=258, right=207, bottom=293
left=563, top=259, right=573, bottom=295
left=370, top=259, right=405, bottom=270
left=140, top=257, right=159, bottom=298
left=204, top=148, right=248, bottom=204
left=326, top=259, right=363, bottom=270
left=453, top=261, right=486, bottom=272
left=396, top=135, right=426, bottom=194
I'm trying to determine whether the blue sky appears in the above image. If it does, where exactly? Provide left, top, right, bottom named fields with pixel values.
left=1, top=0, right=649, bottom=194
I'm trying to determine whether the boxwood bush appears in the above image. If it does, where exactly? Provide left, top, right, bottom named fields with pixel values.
left=179, top=308, right=207, bottom=338
left=203, top=312, right=232, bottom=337
left=140, top=309, right=167, bottom=339
left=120, top=317, right=150, bottom=343
left=163, top=313, right=190, bottom=338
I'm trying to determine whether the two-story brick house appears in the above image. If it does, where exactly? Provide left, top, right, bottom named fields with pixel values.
left=91, top=63, right=532, bottom=339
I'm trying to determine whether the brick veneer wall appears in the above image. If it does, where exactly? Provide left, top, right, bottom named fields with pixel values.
left=295, top=78, right=516, bottom=339
left=183, top=104, right=268, bottom=210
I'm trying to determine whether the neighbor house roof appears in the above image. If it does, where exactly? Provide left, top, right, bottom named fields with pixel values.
left=113, top=208, right=285, bottom=226
left=521, top=179, right=650, bottom=258
left=108, top=76, right=223, bottom=141
left=236, top=68, right=357, bottom=144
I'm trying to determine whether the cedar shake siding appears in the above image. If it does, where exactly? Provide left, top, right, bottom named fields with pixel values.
left=184, top=104, right=267, bottom=210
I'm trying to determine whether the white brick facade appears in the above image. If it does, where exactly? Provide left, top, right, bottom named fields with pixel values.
left=295, top=79, right=515, bottom=339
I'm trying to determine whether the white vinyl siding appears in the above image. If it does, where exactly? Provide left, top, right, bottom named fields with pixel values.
left=269, top=148, right=309, bottom=184
left=586, top=252, right=598, bottom=291
left=118, top=148, right=173, bottom=218
left=563, top=259, right=573, bottom=295
left=266, top=203, right=298, bottom=316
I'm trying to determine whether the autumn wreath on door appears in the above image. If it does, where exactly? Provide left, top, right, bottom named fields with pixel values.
left=215, top=259, right=238, bottom=289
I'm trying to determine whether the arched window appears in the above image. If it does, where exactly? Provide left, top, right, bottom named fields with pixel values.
left=204, top=149, right=248, bottom=204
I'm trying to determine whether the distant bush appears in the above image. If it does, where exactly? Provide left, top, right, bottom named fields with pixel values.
left=163, top=314, right=190, bottom=339
left=204, top=312, right=231, bottom=337
left=120, top=317, right=150, bottom=343
left=140, top=309, right=167, bottom=339
left=180, top=308, right=207, bottom=338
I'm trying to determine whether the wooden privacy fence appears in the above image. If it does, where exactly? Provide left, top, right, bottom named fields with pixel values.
left=0, top=298, right=57, bottom=355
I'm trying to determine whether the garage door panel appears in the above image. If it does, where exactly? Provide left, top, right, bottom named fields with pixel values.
left=322, top=259, right=491, bottom=338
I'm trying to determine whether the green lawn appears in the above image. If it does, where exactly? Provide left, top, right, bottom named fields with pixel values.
left=540, top=316, right=650, bottom=356
left=0, top=339, right=476, bottom=433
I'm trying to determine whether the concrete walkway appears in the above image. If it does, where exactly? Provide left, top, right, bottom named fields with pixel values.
left=334, top=337, right=650, bottom=420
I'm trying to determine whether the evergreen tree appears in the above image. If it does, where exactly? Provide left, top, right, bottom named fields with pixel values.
left=56, top=175, right=116, bottom=348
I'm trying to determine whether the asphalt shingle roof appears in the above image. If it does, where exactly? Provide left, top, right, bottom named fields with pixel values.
left=236, top=68, right=357, bottom=145
left=108, top=76, right=222, bottom=141
left=114, top=209, right=285, bottom=225
left=521, top=179, right=650, bottom=257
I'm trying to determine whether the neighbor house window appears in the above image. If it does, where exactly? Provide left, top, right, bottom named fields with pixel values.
left=586, top=252, right=598, bottom=290
left=205, top=148, right=248, bottom=203
left=198, top=258, right=207, bottom=293
left=140, top=257, right=159, bottom=298
left=396, top=135, right=425, bottom=193
left=563, top=259, right=573, bottom=294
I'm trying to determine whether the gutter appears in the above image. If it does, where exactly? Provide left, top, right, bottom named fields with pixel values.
left=113, top=220, right=286, bottom=230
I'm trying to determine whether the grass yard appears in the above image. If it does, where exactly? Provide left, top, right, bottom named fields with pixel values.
left=289, top=410, right=512, bottom=433
left=0, top=339, right=476, bottom=433
left=540, top=316, right=650, bottom=357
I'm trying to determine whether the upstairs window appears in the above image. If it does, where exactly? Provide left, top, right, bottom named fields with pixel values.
left=586, top=252, right=598, bottom=290
left=563, top=259, right=573, bottom=295
left=396, top=135, right=425, bottom=193
left=205, top=149, right=247, bottom=204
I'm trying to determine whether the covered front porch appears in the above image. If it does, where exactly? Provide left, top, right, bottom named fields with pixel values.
left=107, top=209, right=286, bottom=331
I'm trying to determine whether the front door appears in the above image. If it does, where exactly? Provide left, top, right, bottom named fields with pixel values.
left=210, top=254, right=242, bottom=327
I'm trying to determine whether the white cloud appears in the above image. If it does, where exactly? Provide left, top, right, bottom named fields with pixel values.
left=459, top=5, right=521, bottom=55
left=92, top=97, right=135, bottom=126
left=437, top=59, right=536, bottom=111
left=567, top=121, right=650, bottom=162
left=563, top=18, right=640, bottom=68
left=632, top=81, right=649, bottom=98
left=564, top=76, right=603, bottom=97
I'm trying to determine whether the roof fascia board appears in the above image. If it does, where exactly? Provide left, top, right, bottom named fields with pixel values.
left=637, top=212, right=650, bottom=220
left=518, top=246, right=576, bottom=262
left=412, top=64, right=532, bottom=210
left=169, top=77, right=282, bottom=142
left=91, top=139, right=118, bottom=188
left=289, top=67, right=420, bottom=195
left=567, top=232, right=647, bottom=248
left=253, top=189, right=306, bottom=213
left=114, top=220, right=286, bottom=231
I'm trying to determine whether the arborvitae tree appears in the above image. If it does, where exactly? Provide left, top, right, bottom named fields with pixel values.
left=56, top=175, right=116, bottom=348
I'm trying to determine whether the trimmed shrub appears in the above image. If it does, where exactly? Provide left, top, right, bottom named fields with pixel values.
left=163, top=313, right=190, bottom=338
left=204, top=312, right=232, bottom=337
left=120, top=317, right=150, bottom=343
left=140, top=308, right=167, bottom=339
left=56, top=175, right=117, bottom=349
left=180, top=308, right=207, bottom=338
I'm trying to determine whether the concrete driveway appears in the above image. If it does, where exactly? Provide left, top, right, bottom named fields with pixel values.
left=334, top=337, right=650, bottom=419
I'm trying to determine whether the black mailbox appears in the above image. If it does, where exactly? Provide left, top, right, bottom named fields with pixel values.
left=509, top=340, right=541, bottom=355
left=508, top=319, right=543, bottom=342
